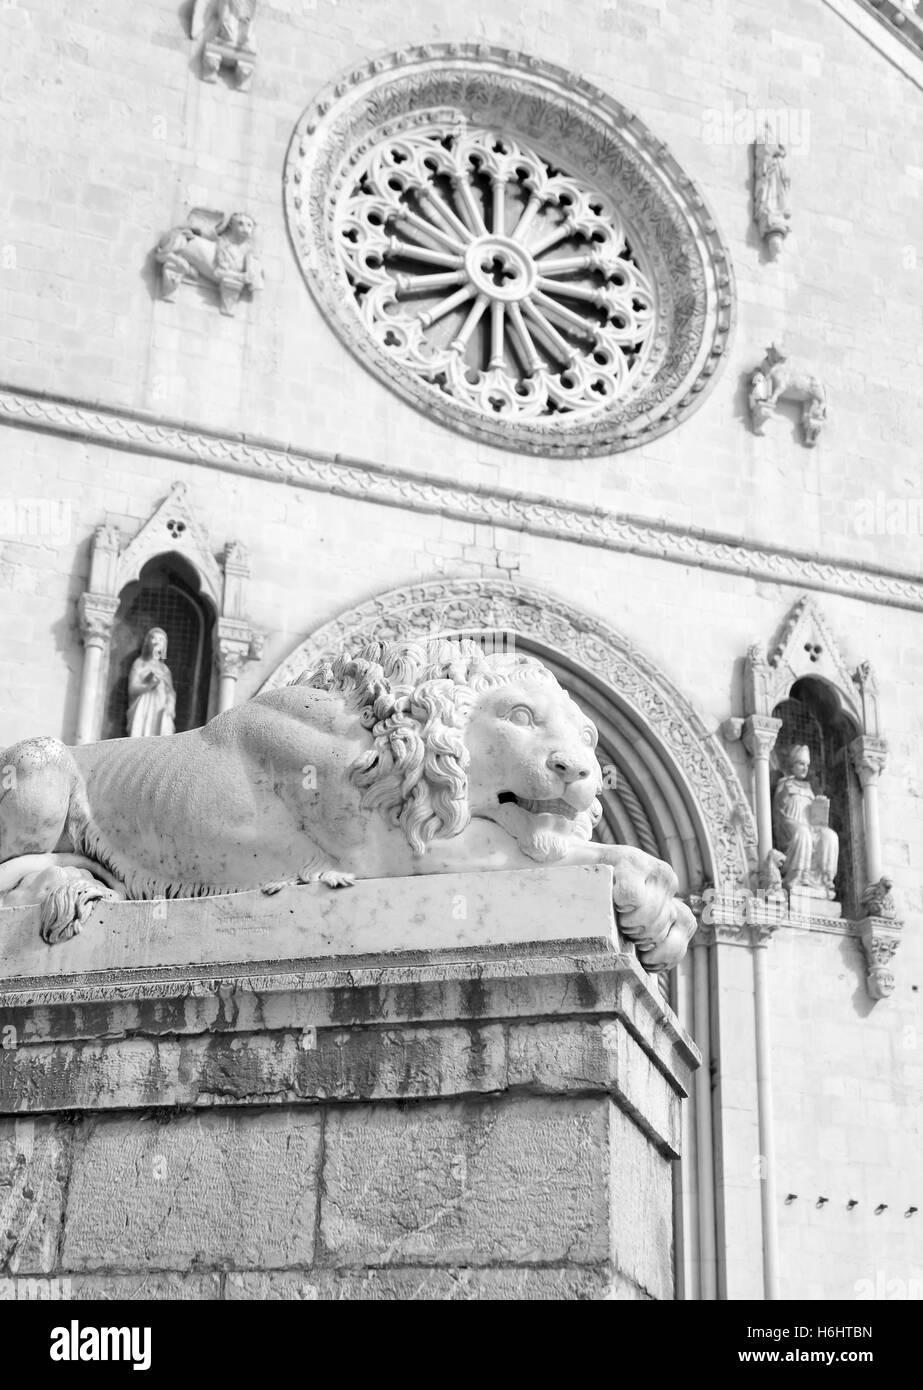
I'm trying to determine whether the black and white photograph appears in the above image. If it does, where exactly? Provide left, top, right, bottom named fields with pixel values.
left=0, top=0, right=920, bottom=1350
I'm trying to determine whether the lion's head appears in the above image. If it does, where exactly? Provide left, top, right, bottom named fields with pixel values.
left=300, top=638, right=603, bottom=862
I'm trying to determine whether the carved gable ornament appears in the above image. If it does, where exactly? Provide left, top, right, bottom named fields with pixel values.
left=284, top=44, right=735, bottom=456
left=744, top=594, right=877, bottom=732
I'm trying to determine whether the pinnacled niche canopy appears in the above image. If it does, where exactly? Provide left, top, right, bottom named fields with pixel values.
left=284, top=44, right=735, bottom=456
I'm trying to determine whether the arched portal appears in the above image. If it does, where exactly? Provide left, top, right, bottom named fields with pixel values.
left=260, top=578, right=756, bottom=892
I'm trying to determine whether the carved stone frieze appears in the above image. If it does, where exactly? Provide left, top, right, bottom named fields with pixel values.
left=283, top=44, right=736, bottom=456
left=748, top=342, right=826, bottom=446
left=3, top=386, right=923, bottom=612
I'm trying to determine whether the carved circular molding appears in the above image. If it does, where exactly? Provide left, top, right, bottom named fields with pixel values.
left=259, top=577, right=755, bottom=886
left=284, top=44, right=735, bottom=456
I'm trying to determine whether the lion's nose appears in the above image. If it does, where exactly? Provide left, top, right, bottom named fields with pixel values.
left=547, top=751, right=593, bottom=783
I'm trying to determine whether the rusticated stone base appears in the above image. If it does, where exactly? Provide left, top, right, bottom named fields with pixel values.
left=0, top=867, right=697, bottom=1301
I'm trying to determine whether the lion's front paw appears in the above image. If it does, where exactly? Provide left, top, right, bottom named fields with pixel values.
left=636, top=900, right=697, bottom=973
left=315, top=870, right=355, bottom=889
left=260, top=878, right=293, bottom=896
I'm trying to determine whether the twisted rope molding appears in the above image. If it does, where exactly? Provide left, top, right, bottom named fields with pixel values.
left=2, top=384, right=922, bottom=611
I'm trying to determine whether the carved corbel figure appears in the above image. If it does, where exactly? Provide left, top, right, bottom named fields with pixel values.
left=155, top=208, right=263, bottom=316
left=753, top=125, right=791, bottom=260
left=858, top=918, right=902, bottom=1000
left=748, top=343, right=827, bottom=447
left=193, top=0, right=257, bottom=89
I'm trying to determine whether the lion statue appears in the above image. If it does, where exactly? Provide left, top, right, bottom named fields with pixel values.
left=0, top=639, right=696, bottom=971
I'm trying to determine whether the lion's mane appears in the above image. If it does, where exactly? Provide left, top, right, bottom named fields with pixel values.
left=297, top=638, right=563, bottom=855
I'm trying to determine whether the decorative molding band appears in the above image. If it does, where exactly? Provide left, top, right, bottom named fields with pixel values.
left=2, top=383, right=922, bottom=611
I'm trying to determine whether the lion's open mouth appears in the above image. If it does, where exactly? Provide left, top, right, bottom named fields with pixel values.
left=497, top=792, right=578, bottom=820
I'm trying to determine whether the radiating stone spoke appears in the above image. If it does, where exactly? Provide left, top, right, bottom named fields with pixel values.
left=531, top=289, right=599, bottom=341
left=452, top=175, right=489, bottom=236
left=535, top=254, right=595, bottom=276
left=521, top=302, right=577, bottom=366
left=418, top=189, right=474, bottom=246
left=394, top=270, right=467, bottom=294
left=418, top=282, right=477, bottom=328
left=489, top=299, right=506, bottom=369
left=450, top=292, right=489, bottom=353
left=506, top=302, right=544, bottom=375
left=385, top=240, right=464, bottom=269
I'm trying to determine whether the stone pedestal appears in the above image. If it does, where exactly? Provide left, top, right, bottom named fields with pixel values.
left=0, top=866, right=697, bottom=1301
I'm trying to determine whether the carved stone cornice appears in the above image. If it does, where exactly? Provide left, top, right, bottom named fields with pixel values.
left=77, top=593, right=119, bottom=649
left=742, top=714, right=783, bottom=762
left=849, top=735, right=888, bottom=787
left=2, top=386, right=920, bottom=611
left=856, top=916, right=903, bottom=1000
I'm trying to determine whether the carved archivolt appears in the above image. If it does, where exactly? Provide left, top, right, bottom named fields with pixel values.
left=260, top=577, right=756, bottom=889
left=284, top=44, right=735, bottom=456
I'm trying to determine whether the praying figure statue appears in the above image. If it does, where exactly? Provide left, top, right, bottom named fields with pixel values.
left=127, top=628, right=176, bottom=738
left=772, top=745, right=839, bottom=898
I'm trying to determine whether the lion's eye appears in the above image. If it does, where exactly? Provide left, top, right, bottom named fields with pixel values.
left=581, top=728, right=596, bottom=746
left=507, top=706, right=534, bottom=727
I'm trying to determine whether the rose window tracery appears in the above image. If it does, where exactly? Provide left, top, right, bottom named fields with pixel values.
left=339, top=128, right=656, bottom=419
left=285, top=46, right=735, bottom=455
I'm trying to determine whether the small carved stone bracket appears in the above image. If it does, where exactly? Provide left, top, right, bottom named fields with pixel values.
left=192, top=0, right=257, bottom=90
left=748, top=342, right=827, bottom=447
left=155, top=208, right=263, bottom=317
left=752, top=123, right=791, bottom=261
left=857, top=916, right=903, bottom=1000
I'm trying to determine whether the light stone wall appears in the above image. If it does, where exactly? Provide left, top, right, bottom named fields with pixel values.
left=0, top=0, right=921, bottom=1300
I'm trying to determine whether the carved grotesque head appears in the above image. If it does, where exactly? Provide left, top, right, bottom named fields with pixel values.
left=304, top=638, right=603, bottom=861
left=766, top=341, right=787, bottom=365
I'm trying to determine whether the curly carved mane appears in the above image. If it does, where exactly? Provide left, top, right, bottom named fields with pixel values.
left=296, top=638, right=560, bottom=855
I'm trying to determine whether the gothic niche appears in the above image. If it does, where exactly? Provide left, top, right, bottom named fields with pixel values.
left=75, top=484, right=262, bottom=745
left=105, top=558, right=212, bottom=740
left=284, top=44, right=735, bottom=457
left=728, top=596, right=900, bottom=1000
left=771, top=678, right=858, bottom=910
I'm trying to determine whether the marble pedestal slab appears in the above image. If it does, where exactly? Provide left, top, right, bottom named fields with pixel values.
left=0, top=866, right=698, bottom=1301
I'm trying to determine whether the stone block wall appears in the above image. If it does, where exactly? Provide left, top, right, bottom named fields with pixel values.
left=0, top=872, right=696, bottom=1301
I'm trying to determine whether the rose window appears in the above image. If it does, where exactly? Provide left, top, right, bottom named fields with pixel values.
left=285, top=46, right=734, bottom=455
left=339, top=129, right=656, bottom=419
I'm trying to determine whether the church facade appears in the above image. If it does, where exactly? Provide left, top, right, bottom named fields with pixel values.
left=0, top=0, right=920, bottom=1300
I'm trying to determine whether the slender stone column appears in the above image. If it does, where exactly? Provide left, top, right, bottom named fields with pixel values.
left=75, top=594, right=119, bottom=744
left=743, top=715, right=783, bottom=866
left=849, top=735, right=888, bottom=885
left=216, top=639, right=247, bottom=714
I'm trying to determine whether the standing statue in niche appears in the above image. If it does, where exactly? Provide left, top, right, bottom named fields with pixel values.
left=772, top=744, right=839, bottom=898
left=127, top=628, right=176, bottom=738
left=752, top=125, right=791, bottom=260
